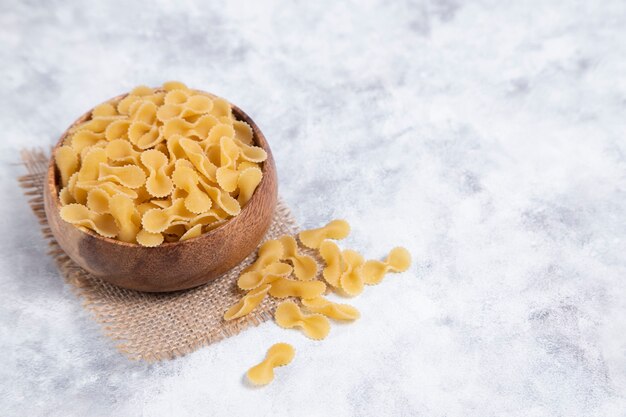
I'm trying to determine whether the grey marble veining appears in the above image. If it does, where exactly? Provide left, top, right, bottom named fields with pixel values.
left=1, top=0, right=626, bottom=416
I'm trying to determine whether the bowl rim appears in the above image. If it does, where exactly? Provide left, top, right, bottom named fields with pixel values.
left=47, top=88, right=274, bottom=248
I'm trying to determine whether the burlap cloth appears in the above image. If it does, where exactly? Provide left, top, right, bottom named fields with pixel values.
left=19, top=148, right=299, bottom=361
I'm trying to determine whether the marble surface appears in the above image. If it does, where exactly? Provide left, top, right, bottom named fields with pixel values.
left=2, top=0, right=626, bottom=415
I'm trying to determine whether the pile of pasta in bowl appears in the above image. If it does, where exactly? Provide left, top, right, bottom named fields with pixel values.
left=54, top=81, right=267, bottom=247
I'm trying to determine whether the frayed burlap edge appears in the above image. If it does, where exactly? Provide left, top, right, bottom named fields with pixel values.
left=19, top=148, right=299, bottom=361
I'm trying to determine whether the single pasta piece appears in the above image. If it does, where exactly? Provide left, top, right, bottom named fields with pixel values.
left=141, top=149, right=173, bottom=198
left=135, top=229, right=164, bottom=247
left=205, top=123, right=235, bottom=147
left=233, top=120, right=253, bottom=144
left=180, top=137, right=218, bottom=183
left=215, top=136, right=240, bottom=192
left=162, top=114, right=216, bottom=140
left=279, top=235, right=318, bottom=281
left=59, top=204, right=118, bottom=238
left=104, top=119, right=131, bottom=142
left=318, top=240, right=343, bottom=287
left=86, top=187, right=112, bottom=214
left=71, top=130, right=104, bottom=153
left=234, top=137, right=267, bottom=163
left=180, top=224, right=203, bottom=241
left=237, top=262, right=293, bottom=290
left=171, top=161, right=212, bottom=214
left=163, top=80, right=189, bottom=91
left=243, top=239, right=284, bottom=273
left=55, top=146, right=78, bottom=187
left=246, top=343, right=295, bottom=386
left=339, top=249, right=365, bottom=296
left=298, top=219, right=350, bottom=249
left=198, top=178, right=241, bottom=217
left=77, top=148, right=107, bottom=182
left=268, top=277, right=326, bottom=299
left=237, top=166, right=263, bottom=206
left=108, top=194, right=140, bottom=243
left=301, top=297, right=360, bottom=321
left=92, top=102, right=118, bottom=117
left=223, top=284, right=271, bottom=321
left=362, top=247, right=411, bottom=285
left=106, top=139, right=141, bottom=165
left=141, top=198, right=195, bottom=233
left=274, top=301, right=330, bottom=340
left=98, top=163, right=146, bottom=189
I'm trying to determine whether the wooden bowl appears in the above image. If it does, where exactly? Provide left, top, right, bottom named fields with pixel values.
left=43, top=91, right=277, bottom=292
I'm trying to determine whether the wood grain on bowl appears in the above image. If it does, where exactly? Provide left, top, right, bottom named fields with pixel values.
left=44, top=92, right=277, bottom=292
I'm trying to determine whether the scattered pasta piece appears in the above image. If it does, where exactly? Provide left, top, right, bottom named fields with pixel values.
left=236, top=223, right=410, bottom=386
left=268, top=277, right=326, bottom=299
left=319, top=240, right=343, bottom=287
left=223, top=284, right=271, bottom=321
left=362, top=247, right=412, bottom=285
left=274, top=301, right=330, bottom=340
left=298, top=219, right=350, bottom=249
left=53, top=82, right=266, bottom=246
left=237, top=262, right=293, bottom=290
left=301, top=297, right=360, bottom=321
left=279, top=235, right=318, bottom=281
left=339, top=249, right=365, bottom=296
left=244, top=239, right=284, bottom=273
left=246, top=343, right=295, bottom=386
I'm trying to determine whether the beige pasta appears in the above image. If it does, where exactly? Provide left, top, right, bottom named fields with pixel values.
left=301, top=297, right=360, bottom=321
left=231, top=226, right=411, bottom=386
left=298, top=219, right=351, bottom=249
left=54, top=81, right=267, bottom=246
left=279, top=235, right=318, bottom=281
left=318, top=240, right=343, bottom=287
left=223, top=284, right=271, bottom=321
left=339, top=249, right=365, bottom=296
left=268, top=277, right=326, bottom=299
left=237, top=262, right=293, bottom=290
left=243, top=239, right=284, bottom=273
left=246, top=343, right=295, bottom=386
left=362, top=247, right=412, bottom=285
left=274, top=301, right=330, bottom=340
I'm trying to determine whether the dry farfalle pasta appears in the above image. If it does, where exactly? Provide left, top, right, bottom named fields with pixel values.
left=274, top=301, right=331, bottom=340
left=362, top=247, right=412, bottom=285
left=231, top=222, right=412, bottom=386
left=237, top=262, right=293, bottom=290
left=338, top=249, right=366, bottom=296
left=223, top=284, right=271, bottom=321
left=246, top=343, right=295, bottom=386
left=54, top=81, right=267, bottom=246
left=279, top=235, right=317, bottom=281
left=301, top=297, right=360, bottom=321
left=298, top=219, right=350, bottom=249
left=268, top=278, right=327, bottom=299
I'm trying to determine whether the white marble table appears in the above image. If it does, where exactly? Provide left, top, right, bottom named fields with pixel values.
left=2, top=0, right=626, bottom=415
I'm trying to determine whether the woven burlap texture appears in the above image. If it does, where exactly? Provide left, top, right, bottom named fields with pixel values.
left=19, top=148, right=299, bottom=361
